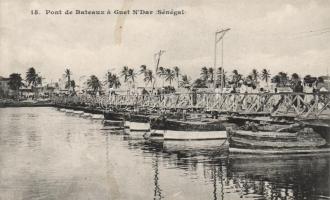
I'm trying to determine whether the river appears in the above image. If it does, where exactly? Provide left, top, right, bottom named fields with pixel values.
left=0, top=107, right=329, bottom=200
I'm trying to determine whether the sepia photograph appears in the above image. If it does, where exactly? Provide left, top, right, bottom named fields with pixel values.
left=0, top=0, right=330, bottom=199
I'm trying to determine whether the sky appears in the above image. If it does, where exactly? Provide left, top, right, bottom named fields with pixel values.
left=0, top=0, right=330, bottom=85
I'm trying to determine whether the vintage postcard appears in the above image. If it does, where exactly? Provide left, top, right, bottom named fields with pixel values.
left=0, top=0, right=329, bottom=199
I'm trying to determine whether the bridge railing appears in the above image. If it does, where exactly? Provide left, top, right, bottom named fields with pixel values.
left=52, top=92, right=330, bottom=119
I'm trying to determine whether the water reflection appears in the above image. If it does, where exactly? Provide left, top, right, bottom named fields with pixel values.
left=228, top=154, right=330, bottom=200
left=125, top=133, right=330, bottom=200
left=0, top=107, right=329, bottom=200
left=153, top=153, right=163, bottom=200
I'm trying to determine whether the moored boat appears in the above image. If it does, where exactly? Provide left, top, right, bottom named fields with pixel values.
left=65, top=109, right=74, bottom=113
left=227, top=122, right=328, bottom=154
left=103, top=110, right=125, bottom=121
left=125, top=121, right=150, bottom=132
left=145, top=115, right=234, bottom=141
left=103, top=120, right=124, bottom=126
left=91, top=114, right=104, bottom=120
left=81, top=112, right=92, bottom=118
left=73, top=110, right=84, bottom=115
left=124, top=113, right=151, bottom=134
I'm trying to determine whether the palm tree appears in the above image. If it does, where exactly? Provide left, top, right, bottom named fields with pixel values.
left=87, top=75, right=101, bottom=96
left=8, top=73, right=24, bottom=99
left=70, top=80, right=76, bottom=93
left=208, top=68, right=214, bottom=85
left=173, top=66, right=180, bottom=88
left=271, top=72, right=288, bottom=87
left=271, top=75, right=281, bottom=86
left=251, top=69, right=259, bottom=84
left=26, top=67, right=41, bottom=98
left=179, top=74, right=191, bottom=89
left=232, top=69, right=242, bottom=87
left=246, top=75, right=253, bottom=84
left=200, top=67, right=209, bottom=81
left=121, top=66, right=129, bottom=83
left=106, top=72, right=121, bottom=89
left=216, top=67, right=227, bottom=87
left=26, top=67, right=38, bottom=86
left=157, top=66, right=166, bottom=87
left=112, top=75, right=121, bottom=89
left=64, top=68, right=72, bottom=91
left=290, top=73, right=300, bottom=87
left=139, top=65, right=147, bottom=75
left=157, top=66, right=165, bottom=76
left=193, top=78, right=207, bottom=88
left=127, top=68, right=136, bottom=88
left=278, top=72, right=289, bottom=86
left=127, top=68, right=136, bottom=82
left=143, top=70, right=154, bottom=87
left=165, top=68, right=175, bottom=86
left=261, top=69, right=271, bottom=86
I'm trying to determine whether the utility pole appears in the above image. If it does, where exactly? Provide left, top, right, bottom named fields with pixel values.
left=152, top=50, right=165, bottom=92
left=214, top=28, right=230, bottom=90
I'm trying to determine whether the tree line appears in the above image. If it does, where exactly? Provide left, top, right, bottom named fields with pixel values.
left=7, top=67, right=43, bottom=99
left=6, top=65, right=326, bottom=98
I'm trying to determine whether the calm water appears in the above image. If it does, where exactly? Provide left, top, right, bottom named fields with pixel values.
left=0, top=107, right=329, bottom=200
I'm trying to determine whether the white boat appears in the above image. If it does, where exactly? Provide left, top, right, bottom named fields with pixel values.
left=73, top=110, right=84, bottom=115
left=81, top=113, right=92, bottom=118
left=59, top=108, right=66, bottom=112
left=147, top=117, right=231, bottom=141
left=125, top=121, right=150, bottom=132
left=143, top=130, right=164, bottom=142
left=65, top=109, right=74, bottom=113
left=152, top=129, right=227, bottom=140
left=91, top=114, right=104, bottom=120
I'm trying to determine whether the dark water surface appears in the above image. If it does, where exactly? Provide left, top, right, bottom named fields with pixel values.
left=0, top=107, right=329, bottom=200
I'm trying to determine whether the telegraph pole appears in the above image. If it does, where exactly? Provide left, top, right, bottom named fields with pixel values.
left=152, top=50, right=165, bottom=92
left=214, top=33, right=218, bottom=89
left=214, top=28, right=230, bottom=90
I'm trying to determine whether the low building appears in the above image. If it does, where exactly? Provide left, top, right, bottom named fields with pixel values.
left=0, top=76, right=14, bottom=98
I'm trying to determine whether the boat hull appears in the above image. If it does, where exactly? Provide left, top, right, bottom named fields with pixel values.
left=73, top=110, right=84, bottom=115
left=125, top=121, right=150, bottom=132
left=103, top=120, right=124, bottom=127
left=150, top=117, right=230, bottom=131
left=81, top=113, right=92, bottom=118
left=104, top=111, right=125, bottom=121
left=227, top=127, right=327, bottom=152
left=229, top=147, right=330, bottom=154
left=91, top=114, right=104, bottom=120
left=126, top=114, right=150, bottom=123
left=148, top=129, right=227, bottom=140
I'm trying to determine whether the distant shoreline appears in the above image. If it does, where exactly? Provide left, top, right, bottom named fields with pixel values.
left=0, top=101, right=54, bottom=108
